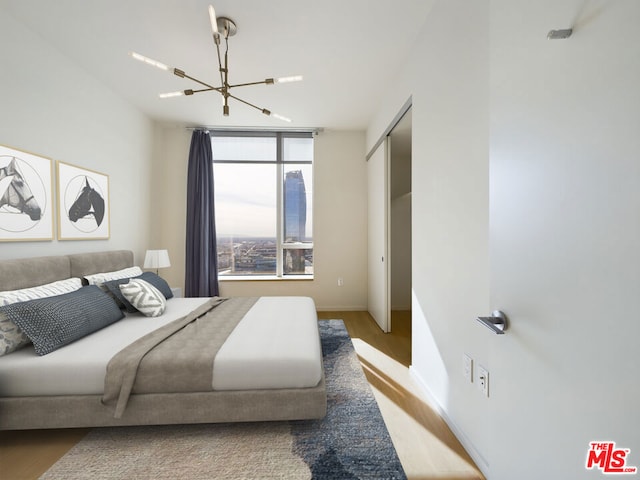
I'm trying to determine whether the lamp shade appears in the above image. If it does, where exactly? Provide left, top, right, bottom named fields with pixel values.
left=143, top=249, right=171, bottom=270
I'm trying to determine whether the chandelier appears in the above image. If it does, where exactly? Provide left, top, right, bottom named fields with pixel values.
left=130, top=5, right=302, bottom=122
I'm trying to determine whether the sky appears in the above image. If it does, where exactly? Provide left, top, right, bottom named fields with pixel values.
left=214, top=163, right=313, bottom=238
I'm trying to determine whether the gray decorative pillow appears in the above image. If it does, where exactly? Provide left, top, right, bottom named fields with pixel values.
left=104, top=272, right=173, bottom=313
left=0, top=286, right=124, bottom=356
left=102, top=277, right=136, bottom=311
left=0, top=277, right=83, bottom=356
left=119, top=279, right=166, bottom=317
left=137, top=272, right=173, bottom=299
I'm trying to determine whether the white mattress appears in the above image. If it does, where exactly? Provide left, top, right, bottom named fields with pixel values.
left=0, top=296, right=322, bottom=397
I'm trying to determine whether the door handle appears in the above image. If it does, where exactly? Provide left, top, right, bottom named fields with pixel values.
left=476, top=310, right=508, bottom=335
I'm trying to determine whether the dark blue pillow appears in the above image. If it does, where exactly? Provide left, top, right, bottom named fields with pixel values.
left=0, top=285, right=124, bottom=355
left=104, top=272, right=173, bottom=313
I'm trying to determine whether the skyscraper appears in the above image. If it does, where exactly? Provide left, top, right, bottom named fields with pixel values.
left=284, top=170, right=306, bottom=242
left=284, top=170, right=307, bottom=273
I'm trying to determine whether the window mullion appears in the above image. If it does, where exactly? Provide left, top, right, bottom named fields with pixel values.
left=275, top=134, right=283, bottom=277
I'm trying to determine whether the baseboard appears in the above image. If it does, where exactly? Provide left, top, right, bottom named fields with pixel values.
left=408, top=366, right=490, bottom=477
left=390, top=304, right=411, bottom=311
left=316, top=306, right=367, bottom=312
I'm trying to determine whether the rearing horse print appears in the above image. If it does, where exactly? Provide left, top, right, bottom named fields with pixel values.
left=68, top=177, right=105, bottom=227
left=0, top=158, right=42, bottom=221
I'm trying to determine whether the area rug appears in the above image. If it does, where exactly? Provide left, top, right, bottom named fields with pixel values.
left=39, top=320, right=406, bottom=480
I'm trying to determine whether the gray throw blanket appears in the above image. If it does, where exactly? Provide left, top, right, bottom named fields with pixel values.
left=102, top=297, right=258, bottom=418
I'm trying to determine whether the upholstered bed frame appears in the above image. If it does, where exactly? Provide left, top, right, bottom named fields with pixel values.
left=0, top=250, right=327, bottom=430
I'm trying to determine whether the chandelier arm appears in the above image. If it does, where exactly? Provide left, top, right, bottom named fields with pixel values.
left=223, top=36, right=230, bottom=88
left=189, top=88, right=217, bottom=94
left=226, top=92, right=270, bottom=115
left=174, top=69, right=222, bottom=93
left=228, top=80, right=273, bottom=88
left=214, top=42, right=225, bottom=87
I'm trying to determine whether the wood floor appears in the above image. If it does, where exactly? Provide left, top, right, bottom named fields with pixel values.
left=319, top=311, right=484, bottom=480
left=0, top=311, right=484, bottom=480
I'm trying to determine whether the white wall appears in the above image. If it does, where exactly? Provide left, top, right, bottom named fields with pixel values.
left=152, top=126, right=368, bottom=310
left=405, top=0, right=492, bottom=470
left=0, top=9, right=154, bottom=264
left=147, top=124, right=191, bottom=289
left=368, top=1, right=640, bottom=478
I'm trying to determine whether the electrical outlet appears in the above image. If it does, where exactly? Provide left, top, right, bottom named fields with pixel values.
left=337, top=277, right=344, bottom=287
left=463, top=354, right=473, bottom=382
left=477, top=365, right=489, bottom=397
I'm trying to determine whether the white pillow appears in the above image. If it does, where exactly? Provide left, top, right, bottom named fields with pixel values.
left=0, top=277, right=83, bottom=356
left=0, top=277, right=83, bottom=306
left=84, top=266, right=143, bottom=288
left=119, top=279, right=166, bottom=317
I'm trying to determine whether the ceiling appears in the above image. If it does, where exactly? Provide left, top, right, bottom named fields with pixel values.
left=1, top=0, right=432, bottom=130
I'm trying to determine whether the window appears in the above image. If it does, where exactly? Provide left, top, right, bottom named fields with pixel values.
left=212, top=131, right=313, bottom=278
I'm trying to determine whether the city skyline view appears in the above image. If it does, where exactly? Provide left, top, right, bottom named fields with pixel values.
left=213, top=164, right=313, bottom=238
left=212, top=134, right=313, bottom=276
left=215, top=169, right=313, bottom=276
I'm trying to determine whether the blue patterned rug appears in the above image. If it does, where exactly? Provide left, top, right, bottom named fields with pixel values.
left=293, top=320, right=406, bottom=479
left=40, top=320, right=406, bottom=480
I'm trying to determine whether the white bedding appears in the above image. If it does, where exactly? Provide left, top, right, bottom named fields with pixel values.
left=213, top=296, right=322, bottom=390
left=0, top=298, right=210, bottom=396
left=0, top=296, right=322, bottom=397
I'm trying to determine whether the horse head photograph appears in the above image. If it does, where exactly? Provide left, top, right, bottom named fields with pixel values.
left=0, top=157, right=42, bottom=222
left=57, top=161, right=109, bottom=240
left=68, top=177, right=105, bottom=227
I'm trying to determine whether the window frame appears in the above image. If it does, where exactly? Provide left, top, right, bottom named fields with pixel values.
left=211, top=130, right=314, bottom=280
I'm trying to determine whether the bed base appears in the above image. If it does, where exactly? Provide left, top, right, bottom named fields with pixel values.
left=0, top=376, right=326, bottom=430
left=0, top=250, right=327, bottom=430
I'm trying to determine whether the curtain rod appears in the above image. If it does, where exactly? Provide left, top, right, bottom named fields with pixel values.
left=186, top=126, right=323, bottom=135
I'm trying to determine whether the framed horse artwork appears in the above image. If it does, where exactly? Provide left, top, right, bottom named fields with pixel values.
left=0, top=144, right=54, bottom=242
left=56, top=161, right=110, bottom=240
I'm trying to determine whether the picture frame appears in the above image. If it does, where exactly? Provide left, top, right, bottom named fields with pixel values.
left=56, top=161, right=110, bottom=240
left=0, top=144, right=54, bottom=242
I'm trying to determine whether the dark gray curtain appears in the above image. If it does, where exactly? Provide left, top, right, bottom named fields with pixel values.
left=185, top=130, right=219, bottom=297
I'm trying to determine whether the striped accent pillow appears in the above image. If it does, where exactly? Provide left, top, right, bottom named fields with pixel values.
left=84, top=266, right=143, bottom=289
left=0, top=277, right=83, bottom=356
left=119, top=279, right=166, bottom=317
left=0, top=277, right=83, bottom=306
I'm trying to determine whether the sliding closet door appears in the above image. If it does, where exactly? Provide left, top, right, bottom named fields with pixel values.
left=367, top=140, right=389, bottom=332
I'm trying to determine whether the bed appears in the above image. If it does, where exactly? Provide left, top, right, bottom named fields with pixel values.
left=0, top=250, right=326, bottom=430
